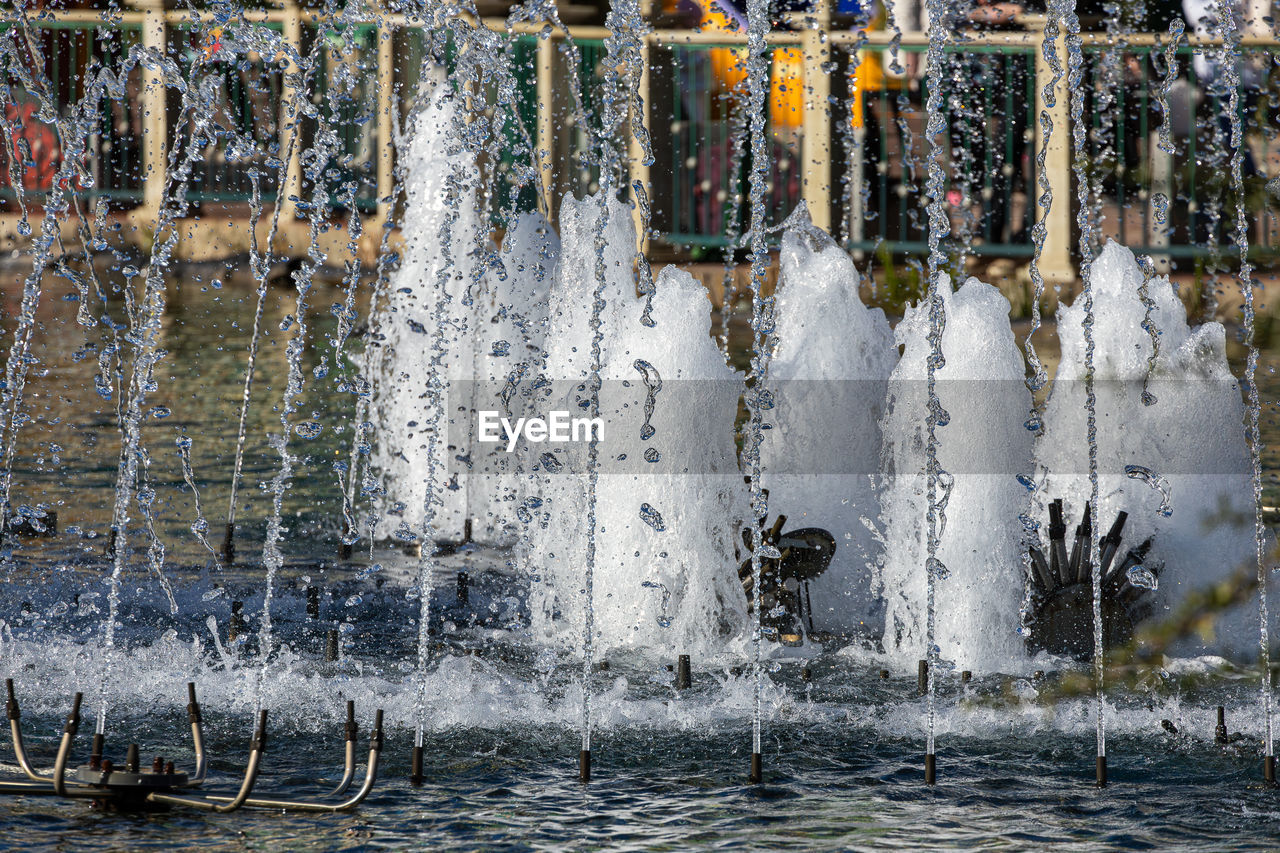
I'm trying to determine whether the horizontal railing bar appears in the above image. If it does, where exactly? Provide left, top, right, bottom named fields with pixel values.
left=5, top=10, right=1280, bottom=50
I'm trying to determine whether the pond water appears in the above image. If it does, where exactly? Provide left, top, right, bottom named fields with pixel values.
left=2, top=259, right=1280, bottom=850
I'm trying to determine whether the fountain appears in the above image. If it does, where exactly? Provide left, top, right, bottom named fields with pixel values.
left=0, top=0, right=1279, bottom=843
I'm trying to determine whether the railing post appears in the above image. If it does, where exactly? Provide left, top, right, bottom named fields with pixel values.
left=278, top=0, right=303, bottom=222
left=376, top=12, right=396, bottom=235
left=801, top=0, right=832, bottom=232
left=127, top=0, right=167, bottom=220
left=536, top=34, right=555, bottom=221
left=1027, top=14, right=1074, bottom=286
left=628, top=37, right=651, bottom=257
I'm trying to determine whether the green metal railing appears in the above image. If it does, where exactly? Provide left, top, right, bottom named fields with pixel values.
left=4, top=16, right=1279, bottom=267
left=0, top=21, right=144, bottom=203
left=172, top=19, right=285, bottom=207
left=310, top=22, right=380, bottom=213
left=653, top=38, right=1279, bottom=262
left=1087, top=42, right=1280, bottom=261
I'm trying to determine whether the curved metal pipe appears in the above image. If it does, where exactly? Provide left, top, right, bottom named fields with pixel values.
left=51, top=693, right=82, bottom=797
left=7, top=679, right=48, bottom=783
left=326, top=700, right=357, bottom=797
left=186, top=682, right=207, bottom=784
left=0, top=780, right=59, bottom=794
left=148, top=709, right=267, bottom=813
left=326, top=739, right=357, bottom=798
left=7, top=718, right=44, bottom=782
left=209, top=708, right=383, bottom=812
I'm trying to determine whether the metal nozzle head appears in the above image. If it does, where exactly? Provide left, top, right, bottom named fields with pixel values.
left=221, top=522, right=235, bottom=564
left=187, top=681, right=202, bottom=724
left=65, top=692, right=83, bottom=732
left=410, top=745, right=424, bottom=786
left=676, top=654, right=692, bottom=690
left=252, top=710, right=269, bottom=752
left=90, top=733, right=104, bottom=770
left=1048, top=500, right=1065, bottom=537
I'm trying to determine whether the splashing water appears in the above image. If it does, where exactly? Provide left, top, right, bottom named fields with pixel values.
left=176, top=436, right=219, bottom=565
left=1154, top=21, right=1184, bottom=157
left=1126, top=565, right=1159, bottom=591
left=638, top=503, right=666, bottom=532
left=93, top=38, right=247, bottom=733
left=1124, top=464, right=1173, bottom=518
left=633, top=359, right=662, bottom=441
left=718, top=76, right=748, bottom=354
left=918, top=0, right=958, bottom=763
left=1135, top=253, right=1162, bottom=406
left=407, top=100, right=472, bottom=753
left=1056, top=0, right=1109, bottom=763
left=1023, top=11, right=1065, bottom=400
left=253, top=15, right=350, bottom=715
left=743, top=0, right=774, bottom=762
left=1211, top=0, right=1274, bottom=763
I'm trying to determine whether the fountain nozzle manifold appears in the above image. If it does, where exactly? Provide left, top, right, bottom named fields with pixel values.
left=0, top=679, right=383, bottom=813
left=1025, top=499, right=1159, bottom=660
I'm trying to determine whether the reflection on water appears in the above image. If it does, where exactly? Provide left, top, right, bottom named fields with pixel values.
left=2, top=259, right=368, bottom=570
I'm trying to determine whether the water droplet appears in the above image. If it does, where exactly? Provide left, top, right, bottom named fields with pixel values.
left=1127, top=565, right=1159, bottom=591
left=295, top=421, right=323, bottom=440
left=639, top=503, right=665, bottom=531
left=1124, top=464, right=1173, bottom=517
left=758, top=542, right=782, bottom=560
left=633, top=359, right=663, bottom=442
left=643, top=447, right=661, bottom=463
left=1152, top=192, right=1170, bottom=225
